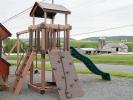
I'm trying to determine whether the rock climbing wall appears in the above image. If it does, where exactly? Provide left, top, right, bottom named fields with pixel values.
left=48, top=50, right=83, bottom=100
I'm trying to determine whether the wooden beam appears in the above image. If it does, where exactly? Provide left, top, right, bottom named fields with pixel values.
left=17, top=30, right=28, bottom=35
left=16, top=34, right=20, bottom=66
left=29, top=24, right=71, bottom=31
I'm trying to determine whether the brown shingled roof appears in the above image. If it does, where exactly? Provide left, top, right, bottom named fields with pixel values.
left=30, top=2, right=71, bottom=18
left=0, top=58, right=11, bottom=66
left=0, top=23, right=12, bottom=40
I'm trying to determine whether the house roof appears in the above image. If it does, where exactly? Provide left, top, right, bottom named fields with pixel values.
left=0, top=23, right=12, bottom=40
left=30, top=2, right=71, bottom=18
left=0, top=58, right=11, bottom=66
left=104, top=43, right=128, bottom=48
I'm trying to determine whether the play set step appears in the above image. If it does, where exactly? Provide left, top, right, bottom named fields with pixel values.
left=48, top=50, right=83, bottom=100
left=12, top=50, right=37, bottom=95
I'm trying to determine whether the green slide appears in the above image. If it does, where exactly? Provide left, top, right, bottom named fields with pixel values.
left=70, top=47, right=111, bottom=80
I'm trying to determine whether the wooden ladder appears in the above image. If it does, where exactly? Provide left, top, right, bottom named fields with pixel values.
left=12, top=50, right=37, bottom=95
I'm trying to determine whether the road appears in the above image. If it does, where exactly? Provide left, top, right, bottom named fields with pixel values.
left=74, top=63, right=133, bottom=73
left=8, top=60, right=133, bottom=73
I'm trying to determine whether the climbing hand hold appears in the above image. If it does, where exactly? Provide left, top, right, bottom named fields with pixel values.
left=69, top=62, right=73, bottom=65
left=53, top=67, right=56, bottom=70
left=74, top=79, right=78, bottom=82
left=57, top=60, right=61, bottom=63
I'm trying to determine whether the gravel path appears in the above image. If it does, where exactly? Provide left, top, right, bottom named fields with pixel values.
left=0, top=70, right=133, bottom=100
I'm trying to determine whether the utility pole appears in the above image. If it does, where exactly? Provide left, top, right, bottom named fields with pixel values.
left=51, top=0, right=54, bottom=24
left=52, top=0, right=54, bottom=4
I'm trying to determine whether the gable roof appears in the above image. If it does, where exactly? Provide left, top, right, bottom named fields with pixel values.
left=30, top=2, right=71, bottom=18
left=104, top=43, right=128, bottom=48
left=0, top=23, right=12, bottom=40
left=0, top=58, right=11, bottom=66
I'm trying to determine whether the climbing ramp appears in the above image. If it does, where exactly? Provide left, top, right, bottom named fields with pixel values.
left=48, top=49, right=83, bottom=100
left=70, top=47, right=111, bottom=80
left=12, top=50, right=37, bottom=95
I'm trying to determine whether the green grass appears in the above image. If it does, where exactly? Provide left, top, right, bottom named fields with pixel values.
left=127, top=42, right=133, bottom=52
left=86, top=55, right=133, bottom=65
left=8, top=54, right=133, bottom=65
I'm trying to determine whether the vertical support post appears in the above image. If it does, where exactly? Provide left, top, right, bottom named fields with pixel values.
left=29, top=28, right=34, bottom=86
left=64, top=30, right=66, bottom=51
left=52, top=0, right=54, bottom=4
left=53, top=30, right=56, bottom=49
left=65, top=14, right=70, bottom=51
left=67, top=30, right=70, bottom=51
left=50, top=28, right=53, bottom=50
left=37, top=30, right=40, bottom=51
left=41, top=28, right=46, bottom=89
left=30, top=63, right=34, bottom=85
left=29, top=29, right=33, bottom=51
left=65, top=14, right=68, bottom=25
left=44, top=11, right=47, bottom=24
left=35, top=30, right=37, bottom=49
left=40, top=11, right=47, bottom=89
left=17, top=34, right=20, bottom=66
left=0, top=39, right=2, bottom=57
left=33, top=16, right=35, bottom=26
left=44, top=11, right=47, bottom=50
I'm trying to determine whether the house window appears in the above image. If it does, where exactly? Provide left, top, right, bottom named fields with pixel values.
left=116, top=48, right=119, bottom=52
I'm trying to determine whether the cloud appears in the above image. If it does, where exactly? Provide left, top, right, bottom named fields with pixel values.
left=0, top=0, right=133, bottom=40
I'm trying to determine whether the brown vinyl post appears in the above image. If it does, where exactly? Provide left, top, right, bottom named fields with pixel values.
left=29, top=28, right=34, bottom=85
left=66, top=30, right=70, bottom=51
left=33, top=15, right=35, bottom=26
left=50, top=28, right=53, bottom=50
left=65, top=14, right=69, bottom=51
left=65, top=14, right=68, bottom=25
left=30, top=63, right=34, bottom=84
left=29, top=29, right=33, bottom=51
left=63, top=28, right=66, bottom=51
left=17, top=34, right=20, bottom=66
left=41, top=28, right=46, bottom=89
left=0, top=39, right=2, bottom=57
left=37, top=30, right=40, bottom=51
left=40, top=11, right=47, bottom=89
left=53, top=30, right=56, bottom=49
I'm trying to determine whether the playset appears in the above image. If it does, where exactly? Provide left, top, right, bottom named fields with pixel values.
left=0, top=2, right=111, bottom=100
left=0, top=23, right=11, bottom=90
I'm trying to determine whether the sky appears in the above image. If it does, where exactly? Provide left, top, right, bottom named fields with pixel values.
left=0, top=0, right=133, bottom=40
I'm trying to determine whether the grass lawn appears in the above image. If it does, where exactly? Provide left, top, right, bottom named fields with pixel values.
left=87, top=55, right=133, bottom=65
left=7, top=54, right=133, bottom=78
left=8, top=54, right=133, bottom=65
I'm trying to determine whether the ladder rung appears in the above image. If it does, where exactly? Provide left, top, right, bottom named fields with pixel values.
left=12, top=50, right=37, bottom=95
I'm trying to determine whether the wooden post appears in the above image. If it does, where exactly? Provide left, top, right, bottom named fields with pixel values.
left=33, top=16, right=35, bottom=26
left=29, top=29, right=33, bottom=51
left=17, top=34, right=20, bottom=66
left=30, top=63, right=34, bottom=85
left=65, top=14, right=68, bottom=25
left=0, top=39, right=2, bottom=57
left=40, top=11, right=47, bottom=89
left=41, top=28, right=46, bottom=89
left=37, top=30, right=40, bottom=51
left=65, top=14, right=70, bottom=51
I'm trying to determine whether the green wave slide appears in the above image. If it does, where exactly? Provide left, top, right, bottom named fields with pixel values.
left=70, top=47, right=111, bottom=81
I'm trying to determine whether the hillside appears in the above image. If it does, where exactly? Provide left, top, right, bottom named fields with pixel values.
left=83, top=36, right=133, bottom=42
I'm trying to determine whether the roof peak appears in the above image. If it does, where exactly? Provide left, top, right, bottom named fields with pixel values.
left=30, top=2, right=71, bottom=18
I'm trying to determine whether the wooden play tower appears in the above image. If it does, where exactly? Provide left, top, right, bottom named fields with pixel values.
left=12, top=2, right=83, bottom=100
left=0, top=23, right=11, bottom=90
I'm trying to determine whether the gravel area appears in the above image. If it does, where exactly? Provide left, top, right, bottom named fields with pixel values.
left=0, top=71, right=133, bottom=100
